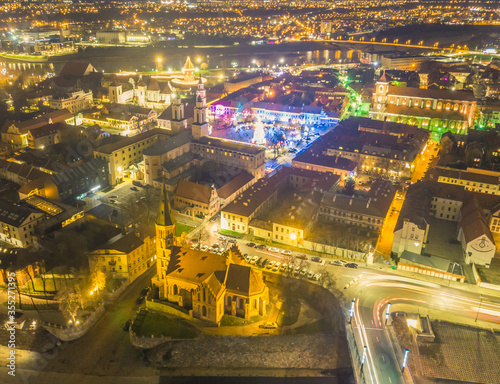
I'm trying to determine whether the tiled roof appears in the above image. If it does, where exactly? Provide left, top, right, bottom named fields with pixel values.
left=143, top=130, right=192, bottom=157
left=217, top=172, right=254, bottom=199
left=98, top=232, right=144, bottom=253
left=93, top=128, right=167, bottom=155
left=0, top=200, right=41, bottom=227
left=387, top=85, right=476, bottom=101
left=175, top=179, right=214, bottom=204
left=193, top=136, right=265, bottom=155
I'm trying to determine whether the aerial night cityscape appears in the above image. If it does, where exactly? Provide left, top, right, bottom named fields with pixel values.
left=1, top=1, right=500, bottom=384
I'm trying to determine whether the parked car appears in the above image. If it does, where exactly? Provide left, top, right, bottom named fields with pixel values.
left=255, top=244, right=267, bottom=250
left=300, top=268, right=308, bottom=277
left=280, top=263, right=287, bottom=273
left=296, top=254, right=308, bottom=260
left=310, top=256, right=322, bottom=263
left=130, top=186, right=139, bottom=191
left=273, top=262, right=281, bottom=272
left=140, top=287, right=150, bottom=296
left=266, top=260, right=276, bottom=269
left=345, top=263, right=358, bottom=269
left=227, top=239, right=237, bottom=244
left=250, top=256, right=259, bottom=265
left=132, top=180, right=142, bottom=187
left=330, top=260, right=345, bottom=266
left=255, top=257, right=263, bottom=266
left=136, top=296, right=145, bottom=305
left=109, top=195, right=117, bottom=199
left=281, top=250, right=292, bottom=256
left=123, top=320, right=131, bottom=331
left=307, top=271, right=315, bottom=280
left=246, top=242, right=256, bottom=247
left=262, top=322, right=277, bottom=329
left=313, top=273, right=321, bottom=281
left=261, top=259, right=269, bottom=268
left=268, top=247, right=280, bottom=253
left=109, top=199, right=116, bottom=204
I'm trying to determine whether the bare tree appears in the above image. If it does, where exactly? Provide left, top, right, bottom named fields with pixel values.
left=56, top=288, right=80, bottom=323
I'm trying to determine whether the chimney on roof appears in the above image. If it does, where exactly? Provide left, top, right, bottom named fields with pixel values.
left=335, top=157, right=338, bottom=164
left=349, top=198, right=353, bottom=205
left=367, top=198, right=371, bottom=208
left=332, top=195, right=336, bottom=202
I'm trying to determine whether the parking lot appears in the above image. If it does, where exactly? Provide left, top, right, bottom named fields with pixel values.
left=188, top=235, right=361, bottom=286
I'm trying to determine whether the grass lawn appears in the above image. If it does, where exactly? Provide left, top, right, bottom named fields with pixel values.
left=292, top=318, right=333, bottom=335
left=176, top=224, right=194, bottom=236
left=135, top=311, right=198, bottom=339
left=219, top=314, right=262, bottom=327
left=276, top=299, right=301, bottom=327
left=220, top=229, right=244, bottom=238
left=23, top=276, right=73, bottom=293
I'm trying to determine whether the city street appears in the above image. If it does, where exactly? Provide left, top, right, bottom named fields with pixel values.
left=38, top=266, right=157, bottom=378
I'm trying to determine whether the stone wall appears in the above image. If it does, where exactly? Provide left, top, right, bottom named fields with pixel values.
left=146, top=299, right=192, bottom=321
left=129, top=325, right=171, bottom=349
left=42, top=304, right=105, bottom=342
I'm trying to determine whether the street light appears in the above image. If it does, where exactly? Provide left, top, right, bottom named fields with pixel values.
left=349, top=299, right=355, bottom=324
left=360, top=346, right=367, bottom=371
left=402, top=349, right=409, bottom=372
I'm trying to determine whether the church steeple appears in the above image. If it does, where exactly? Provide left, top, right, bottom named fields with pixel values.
left=156, top=178, right=176, bottom=227
left=154, top=178, right=176, bottom=299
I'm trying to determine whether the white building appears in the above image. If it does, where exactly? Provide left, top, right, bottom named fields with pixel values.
left=49, top=89, right=93, bottom=113
left=458, top=199, right=496, bottom=267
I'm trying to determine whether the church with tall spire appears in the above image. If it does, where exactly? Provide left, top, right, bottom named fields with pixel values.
left=154, top=178, right=176, bottom=290
left=151, top=176, right=269, bottom=325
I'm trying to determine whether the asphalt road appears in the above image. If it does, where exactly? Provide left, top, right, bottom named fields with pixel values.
left=347, top=272, right=500, bottom=384
left=39, top=266, right=157, bottom=379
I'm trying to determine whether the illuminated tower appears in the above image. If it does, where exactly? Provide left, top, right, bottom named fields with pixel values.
left=155, top=178, right=176, bottom=299
left=192, top=76, right=209, bottom=140
left=171, top=95, right=187, bottom=132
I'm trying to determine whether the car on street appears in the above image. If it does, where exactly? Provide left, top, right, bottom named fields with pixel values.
left=109, top=199, right=116, bottom=204
left=210, top=216, right=217, bottom=222
left=261, top=259, right=269, bottom=268
left=307, top=271, right=315, bottom=279
left=313, top=273, right=321, bottom=281
left=250, top=256, right=259, bottom=264
left=227, top=239, right=237, bottom=244
left=255, top=244, right=267, bottom=250
left=136, top=296, right=145, bottom=305
left=345, top=263, right=358, bottom=269
left=272, top=262, right=281, bottom=271
left=293, top=266, right=301, bottom=276
left=288, top=148, right=298, bottom=153
left=310, top=256, right=322, bottom=263
left=268, top=247, right=280, bottom=253
left=300, top=268, right=308, bottom=277
left=123, top=320, right=131, bottom=331
left=266, top=260, right=276, bottom=269
left=281, top=250, right=292, bottom=256
left=262, top=322, right=277, bottom=329
left=140, top=287, right=150, bottom=296
left=130, top=186, right=139, bottom=191
left=109, top=195, right=117, bottom=199
left=280, top=263, right=287, bottom=273
left=296, top=254, right=308, bottom=260
left=255, top=257, right=263, bottom=266
left=330, top=260, right=346, bottom=266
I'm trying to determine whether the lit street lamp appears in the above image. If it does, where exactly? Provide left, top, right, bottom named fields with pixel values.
left=402, top=349, right=409, bottom=372
left=360, top=345, right=367, bottom=372
left=349, top=299, right=355, bottom=324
